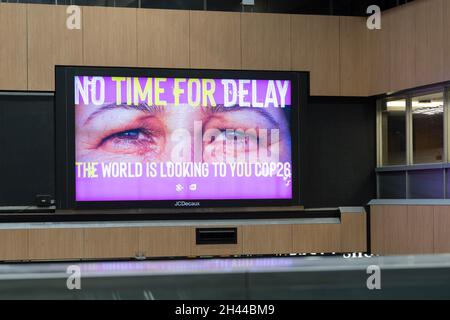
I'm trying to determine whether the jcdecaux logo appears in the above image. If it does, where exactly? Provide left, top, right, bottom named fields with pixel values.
left=174, top=201, right=201, bottom=207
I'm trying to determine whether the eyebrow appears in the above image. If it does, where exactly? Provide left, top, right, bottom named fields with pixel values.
left=84, top=103, right=164, bottom=125
left=207, top=105, right=280, bottom=127
left=83, top=103, right=280, bottom=127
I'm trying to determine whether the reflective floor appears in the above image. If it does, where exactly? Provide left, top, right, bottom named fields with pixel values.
left=1, top=254, right=450, bottom=299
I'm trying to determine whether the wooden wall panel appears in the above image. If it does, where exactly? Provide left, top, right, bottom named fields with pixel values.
left=291, top=15, right=340, bottom=96
left=389, top=3, right=416, bottom=92
left=0, top=230, right=28, bottom=261
left=292, top=224, right=340, bottom=253
left=190, top=11, right=241, bottom=69
left=370, top=205, right=385, bottom=254
left=0, top=216, right=371, bottom=261
left=83, top=6, right=137, bottom=67
left=385, top=205, right=408, bottom=254
left=406, top=206, right=434, bottom=254
left=190, top=226, right=242, bottom=256
left=414, top=0, right=444, bottom=87
left=137, top=9, right=189, bottom=68
left=385, top=205, right=409, bottom=255
left=139, top=227, right=190, bottom=257
left=243, top=225, right=292, bottom=254
left=3, top=3, right=449, bottom=94
left=84, top=227, right=139, bottom=259
left=339, top=16, right=368, bottom=96
left=377, top=205, right=409, bottom=255
left=290, top=15, right=309, bottom=74
left=367, top=10, right=391, bottom=96
left=28, top=228, right=83, bottom=260
left=0, top=3, right=27, bottom=90
left=27, top=4, right=83, bottom=91
left=241, top=13, right=290, bottom=70
left=372, top=205, right=436, bottom=255
left=434, top=206, right=450, bottom=253
left=443, top=0, right=450, bottom=81
left=340, top=213, right=367, bottom=253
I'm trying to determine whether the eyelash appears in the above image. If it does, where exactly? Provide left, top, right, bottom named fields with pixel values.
left=99, top=128, right=154, bottom=147
left=215, top=128, right=261, bottom=142
left=98, top=127, right=272, bottom=151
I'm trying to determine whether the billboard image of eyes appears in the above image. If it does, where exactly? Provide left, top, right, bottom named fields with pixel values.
left=74, top=76, right=293, bottom=202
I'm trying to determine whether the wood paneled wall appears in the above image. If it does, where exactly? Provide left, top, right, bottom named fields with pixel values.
left=28, top=228, right=83, bottom=260
left=340, top=16, right=368, bottom=96
left=2, top=1, right=450, bottom=96
left=414, top=0, right=444, bottom=87
left=387, top=3, right=416, bottom=93
left=241, top=13, right=291, bottom=71
left=368, top=0, right=448, bottom=95
left=0, top=3, right=366, bottom=96
left=83, top=7, right=137, bottom=68
left=137, top=9, right=189, bottom=68
left=0, top=4, right=27, bottom=91
left=291, top=15, right=340, bottom=96
left=444, top=0, right=450, bottom=81
left=190, top=11, right=241, bottom=70
left=27, top=5, right=82, bottom=91
left=370, top=205, right=450, bottom=255
left=0, top=211, right=366, bottom=261
left=367, top=9, right=391, bottom=95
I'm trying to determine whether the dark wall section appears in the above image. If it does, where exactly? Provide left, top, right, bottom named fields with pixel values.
left=0, top=94, right=376, bottom=208
left=0, top=95, right=54, bottom=206
left=303, top=96, right=376, bottom=208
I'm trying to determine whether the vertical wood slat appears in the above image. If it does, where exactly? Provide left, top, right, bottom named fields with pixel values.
left=243, top=225, right=293, bottom=254
left=389, top=3, right=416, bottom=92
left=340, top=212, right=367, bottom=253
left=406, top=205, right=434, bottom=254
left=291, top=14, right=340, bottom=96
left=371, top=205, right=409, bottom=255
left=371, top=205, right=435, bottom=255
left=28, top=228, right=83, bottom=260
left=27, top=4, right=83, bottom=91
left=84, top=227, right=139, bottom=259
left=83, top=6, right=137, bottom=67
left=241, top=12, right=291, bottom=71
left=444, top=0, right=450, bottom=82
left=339, top=16, right=368, bottom=96
left=0, top=230, right=28, bottom=261
left=414, top=0, right=444, bottom=87
left=292, top=223, right=341, bottom=253
left=433, top=206, right=450, bottom=253
left=367, top=10, right=391, bottom=96
left=0, top=3, right=27, bottom=90
left=139, top=227, right=190, bottom=257
left=137, top=9, right=189, bottom=68
left=190, top=11, right=241, bottom=70
left=370, top=205, right=385, bottom=254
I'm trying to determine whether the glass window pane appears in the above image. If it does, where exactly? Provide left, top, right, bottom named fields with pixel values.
left=381, top=99, right=406, bottom=165
left=412, top=92, right=444, bottom=164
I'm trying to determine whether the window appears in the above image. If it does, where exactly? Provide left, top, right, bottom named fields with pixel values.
left=376, top=87, right=450, bottom=199
left=412, top=92, right=444, bottom=164
left=381, top=99, right=406, bottom=165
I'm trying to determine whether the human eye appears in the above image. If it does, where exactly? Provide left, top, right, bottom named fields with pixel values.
left=98, top=127, right=162, bottom=155
left=207, top=128, right=259, bottom=158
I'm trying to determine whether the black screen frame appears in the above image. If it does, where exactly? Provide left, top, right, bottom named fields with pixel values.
left=55, top=66, right=308, bottom=214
